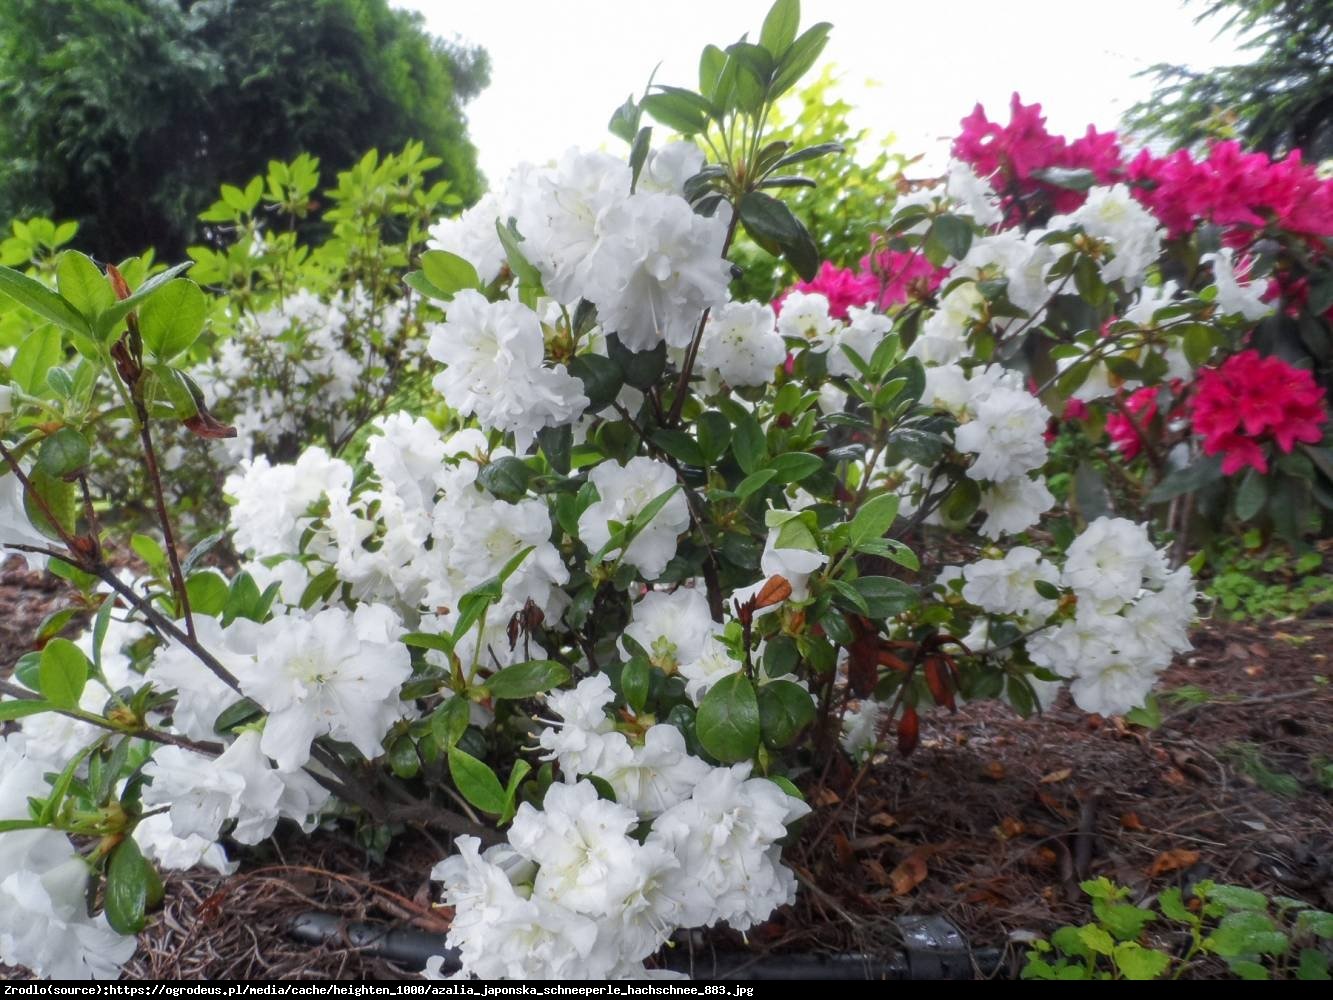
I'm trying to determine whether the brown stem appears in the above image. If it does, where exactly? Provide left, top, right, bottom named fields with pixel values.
left=132, top=398, right=196, bottom=640
left=665, top=208, right=741, bottom=427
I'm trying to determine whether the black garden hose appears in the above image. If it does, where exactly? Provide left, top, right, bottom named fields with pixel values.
left=288, top=911, right=1009, bottom=980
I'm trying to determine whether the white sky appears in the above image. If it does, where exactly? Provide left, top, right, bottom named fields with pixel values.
left=399, top=0, right=1246, bottom=183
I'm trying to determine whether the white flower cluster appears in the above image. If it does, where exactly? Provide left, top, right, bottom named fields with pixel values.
left=195, top=286, right=416, bottom=462
left=0, top=736, right=136, bottom=978
left=431, top=675, right=808, bottom=980
left=429, top=145, right=731, bottom=352
left=777, top=293, right=893, bottom=378
left=958, top=517, right=1196, bottom=716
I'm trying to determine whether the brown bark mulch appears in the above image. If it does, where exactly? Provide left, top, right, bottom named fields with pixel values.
left=1, top=557, right=1330, bottom=979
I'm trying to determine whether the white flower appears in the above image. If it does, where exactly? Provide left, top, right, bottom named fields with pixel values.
left=510, top=781, right=644, bottom=917
left=957, top=230, right=1054, bottom=318
left=428, top=291, right=589, bottom=451
left=827, top=306, right=892, bottom=377
left=953, top=387, right=1049, bottom=482
left=908, top=283, right=983, bottom=364
left=142, top=731, right=329, bottom=846
left=225, top=448, right=352, bottom=557
left=432, top=835, right=608, bottom=980
left=578, top=457, right=689, bottom=580
left=0, top=468, right=51, bottom=571
left=1204, top=248, right=1272, bottom=322
left=584, top=191, right=731, bottom=351
left=678, top=632, right=744, bottom=706
left=132, top=813, right=236, bottom=876
left=978, top=475, right=1055, bottom=538
left=841, top=699, right=882, bottom=763
left=592, top=725, right=710, bottom=818
left=1049, top=184, right=1162, bottom=289
left=428, top=193, right=507, bottom=285
left=776, top=291, right=837, bottom=350
left=697, top=301, right=784, bottom=387
left=961, top=547, right=1060, bottom=618
left=365, top=413, right=447, bottom=512
left=147, top=615, right=251, bottom=743
left=639, top=142, right=706, bottom=196
left=230, top=606, right=413, bottom=770
left=443, top=495, right=569, bottom=619
left=621, top=588, right=717, bottom=670
left=648, top=763, right=809, bottom=931
left=0, top=856, right=136, bottom=979
left=524, top=150, right=632, bottom=304
left=1062, top=516, right=1168, bottom=612
left=946, top=160, right=1003, bottom=226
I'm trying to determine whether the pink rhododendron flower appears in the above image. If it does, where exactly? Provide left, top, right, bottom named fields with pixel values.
left=1188, top=350, right=1327, bottom=474
left=1105, top=386, right=1163, bottom=459
left=1126, top=142, right=1333, bottom=242
left=774, top=262, right=879, bottom=320
left=952, top=94, right=1121, bottom=217
left=858, top=246, right=948, bottom=308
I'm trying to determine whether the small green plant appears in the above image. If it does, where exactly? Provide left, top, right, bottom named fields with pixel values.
left=1196, top=533, right=1333, bottom=621
left=1023, top=877, right=1333, bottom=980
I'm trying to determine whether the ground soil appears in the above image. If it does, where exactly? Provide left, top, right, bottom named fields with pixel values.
left=1, top=557, right=1330, bottom=980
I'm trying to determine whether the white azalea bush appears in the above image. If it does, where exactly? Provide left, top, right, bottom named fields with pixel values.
left=0, top=0, right=1280, bottom=981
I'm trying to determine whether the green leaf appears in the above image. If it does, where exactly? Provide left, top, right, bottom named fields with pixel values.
left=849, top=493, right=900, bottom=551
left=35, top=427, right=90, bottom=479
left=477, top=456, right=533, bottom=502
left=420, top=250, right=481, bottom=299
left=430, top=697, right=470, bottom=750
left=1206, top=911, right=1288, bottom=958
left=696, top=411, right=731, bottom=464
left=1113, top=942, right=1171, bottom=980
left=1157, top=888, right=1193, bottom=924
left=138, top=279, right=206, bottom=361
left=738, top=191, right=819, bottom=280
left=486, top=660, right=570, bottom=700
left=759, top=0, right=801, bottom=56
left=0, top=699, right=56, bottom=722
left=0, top=264, right=89, bottom=335
left=621, top=655, right=650, bottom=714
left=926, top=215, right=974, bottom=262
left=185, top=571, right=229, bottom=616
left=104, top=837, right=150, bottom=934
left=56, top=252, right=114, bottom=320
left=731, top=413, right=768, bottom=474
left=94, top=261, right=193, bottom=339
left=448, top=747, right=507, bottom=815
left=1078, top=924, right=1116, bottom=957
left=11, top=327, right=64, bottom=395
left=767, top=451, right=823, bottom=483
left=1147, top=454, right=1224, bottom=504
left=770, top=22, right=832, bottom=97
left=1233, top=468, right=1268, bottom=521
left=696, top=673, right=760, bottom=763
left=651, top=429, right=704, bottom=467
left=735, top=468, right=777, bottom=500
left=1228, top=960, right=1270, bottom=980
left=758, top=679, right=815, bottom=748
left=641, top=87, right=712, bottom=134
left=1298, top=948, right=1330, bottom=981
left=39, top=638, right=89, bottom=710
left=569, top=353, right=623, bottom=412
left=607, top=334, right=666, bottom=390
left=23, top=469, right=76, bottom=539
left=494, top=219, right=544, bottom=294
left=608, top=94, right=641, bottom=144
left=852, top=576, right=919, bottom=618
left=1206, top=884, right=1268, bottom=913
left=537, top=424, right=573, bottom=475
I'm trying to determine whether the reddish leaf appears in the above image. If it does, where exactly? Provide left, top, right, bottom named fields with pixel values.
left=889, top=849, right=929, bottom=895
left=1147, top=847, right=1200, bottom=877
left=897, top=706, right=919, bottom=757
